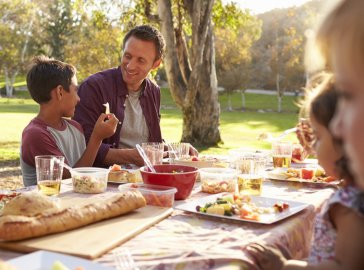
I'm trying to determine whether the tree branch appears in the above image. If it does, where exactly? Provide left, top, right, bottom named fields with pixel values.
left=144, top=0, right=160, bottom=23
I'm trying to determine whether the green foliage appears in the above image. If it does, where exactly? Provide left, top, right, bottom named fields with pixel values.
left=0, top=90, right=299, bottom=160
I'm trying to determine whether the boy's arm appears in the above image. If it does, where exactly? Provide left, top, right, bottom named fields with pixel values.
left=69, top=114, right=119, bottom=176
left=73, top=80, right=111, bottom=166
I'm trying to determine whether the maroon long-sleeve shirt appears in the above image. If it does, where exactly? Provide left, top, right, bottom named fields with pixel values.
left=73, top=66, right=162, bottom=167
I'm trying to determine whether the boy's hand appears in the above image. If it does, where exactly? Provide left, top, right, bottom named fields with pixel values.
left=92, top=113, right=118, bottom=140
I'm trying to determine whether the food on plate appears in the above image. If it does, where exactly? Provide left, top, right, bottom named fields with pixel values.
left=2, top=192, right=59, bottom=217
left=195, top=194, right=289, bottom=221
left=269, top=167, right=336, bottom=183
left=273, top=202, right=290, bottom=212
left=176, top=155, right=228, bottom=168
left=0, top=190, right=146, bottom=241
left=286, top=168, right=335, bottom=182
left=108, top=164, right=141, bottom=183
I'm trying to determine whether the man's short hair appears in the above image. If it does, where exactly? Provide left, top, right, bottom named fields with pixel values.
left=123, top=25, right=166, bottom=61
left=26, top=56, right=76, bottom=104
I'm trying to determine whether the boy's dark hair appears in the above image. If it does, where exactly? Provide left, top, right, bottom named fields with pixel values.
left=123, top=25, right=166, bottom=61
left=26, top=56, right=76, bottom=104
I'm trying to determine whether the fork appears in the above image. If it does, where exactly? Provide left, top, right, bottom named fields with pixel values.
left=113, top=248, right=139, bottom=270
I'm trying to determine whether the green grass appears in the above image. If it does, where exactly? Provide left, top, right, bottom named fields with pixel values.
left=0, top=89, right=300, bottom=161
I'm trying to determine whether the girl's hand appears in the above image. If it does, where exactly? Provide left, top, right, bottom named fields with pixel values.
left=93, top=113, right=119, bottom=140
left=247, top=243, right=287, bottom=270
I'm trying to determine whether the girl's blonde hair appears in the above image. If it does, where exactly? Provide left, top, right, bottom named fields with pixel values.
left=306, top=0, right=364, bottom=74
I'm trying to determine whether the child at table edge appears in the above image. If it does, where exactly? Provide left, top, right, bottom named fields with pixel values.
left=21, top=56, right=119, bottom=186
left=247, top=73, right=364, bottom=270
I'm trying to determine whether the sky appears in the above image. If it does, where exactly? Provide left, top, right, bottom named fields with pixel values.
left=226, top=0, right=312, bottom=14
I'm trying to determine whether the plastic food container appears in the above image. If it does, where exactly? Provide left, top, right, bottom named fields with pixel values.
left=199, top=168, right=237, bottom=194
left=140, top=164, right=198, bottom=200
left=118, top=183, right=177, bottom=207
left=71, top=167, right=108, bottom=194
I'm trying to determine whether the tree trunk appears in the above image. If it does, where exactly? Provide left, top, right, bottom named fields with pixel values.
left=276, top=73, right=283, bottom=113
left=4, top=67, right=17, bottom=97
left=241, top=90, right=246, bottom=111
left=227, top=91, right=232, bottom=111
left=158, top=0, right=221, bottom=146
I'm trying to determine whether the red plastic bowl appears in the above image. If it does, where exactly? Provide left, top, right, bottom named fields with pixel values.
left=140, top=164, right=198, bottom=200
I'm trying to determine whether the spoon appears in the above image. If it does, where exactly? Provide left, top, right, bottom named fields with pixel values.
left=136, top=144, right=156, bottom=173
left=166, top=142, right=179, bottom=160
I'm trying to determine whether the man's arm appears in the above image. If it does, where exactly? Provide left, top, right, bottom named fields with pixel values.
left=103, top=148, right=144, bottom=167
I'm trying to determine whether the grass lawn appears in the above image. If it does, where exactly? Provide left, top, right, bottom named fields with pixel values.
left=0, top=89, right=300, bottom=161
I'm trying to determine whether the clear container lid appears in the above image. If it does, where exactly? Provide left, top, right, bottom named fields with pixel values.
left=118, top=183, right=177, bottom=194
left=71, top=167, right=108, bottom=175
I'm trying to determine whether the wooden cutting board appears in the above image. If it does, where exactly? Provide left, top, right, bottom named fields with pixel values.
left=0, top=186, right=173, bottom=259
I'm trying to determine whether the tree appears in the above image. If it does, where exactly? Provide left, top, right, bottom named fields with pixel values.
left=64, top=9, right=123, bottom=80
left=0, top=0, right=36, bottom=97
left=154, top=0, right=221, bottom=146
left=213, top=2, right=261, bottom=111
left=42, top=0, right=81, bottom=60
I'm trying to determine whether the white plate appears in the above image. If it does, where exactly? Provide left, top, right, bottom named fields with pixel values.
left=7, top=250, right=113, bottom=270
left=267, top=168, right=340, bottom=186
left=175, top=193, right=309, bottom=224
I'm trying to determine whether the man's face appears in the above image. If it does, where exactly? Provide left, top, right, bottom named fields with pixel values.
left=121, top=36, right=161, bottom=91
left=331, top=57, right=364, bottom=189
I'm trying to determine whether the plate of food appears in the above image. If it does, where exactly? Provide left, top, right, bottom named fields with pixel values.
left=108, top=164, right=142, bottom=184
left=172, top=155, right=228, bottom=168
left=267, top=167, right=340, bottom=186
left=7, top=250, right=114, bottom=270
left=175, top=193, right=309, bottom=224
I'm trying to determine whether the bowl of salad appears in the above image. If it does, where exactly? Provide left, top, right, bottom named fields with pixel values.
left=140, top=164, right=198, bottom=200
left=71, top=167, right=108, bottom=194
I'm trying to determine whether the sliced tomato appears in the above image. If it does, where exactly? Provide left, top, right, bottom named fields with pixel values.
left=301, top=168, right=314, bottom=180
left=110, top=164, right=122, bottom=171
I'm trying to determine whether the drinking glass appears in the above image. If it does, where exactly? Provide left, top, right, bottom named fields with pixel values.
left=167, top=142, right=190, bottom=162
left=236, top=156, right=266, bottom=196
left=271, top=141, right=292, bottom=168
left=35, top=155, right=64, bottom=196
left=141, top=142, right=164, bottom=165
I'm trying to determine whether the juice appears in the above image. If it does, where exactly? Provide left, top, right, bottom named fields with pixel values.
left=272, top=155, right=292, bottom=168
left=238, top=175, right=263, bottom=196
left=38, top=180, right=61, bottom=196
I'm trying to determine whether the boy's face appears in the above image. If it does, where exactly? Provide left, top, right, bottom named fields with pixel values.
left=60, top=75, right=79, bottom=118
left=331, top=57, right=364, bottom=189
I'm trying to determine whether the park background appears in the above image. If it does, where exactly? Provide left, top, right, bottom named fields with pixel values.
left=0, top=0, right=326, bottom=185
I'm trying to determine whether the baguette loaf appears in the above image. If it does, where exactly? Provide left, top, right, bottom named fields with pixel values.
left=0, top=190, right=146, bottom=241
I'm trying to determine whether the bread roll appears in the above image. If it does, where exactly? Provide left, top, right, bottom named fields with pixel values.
left=0, top=190, right=146, bottom=241
left=2, top=192, right=59, bottom=217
